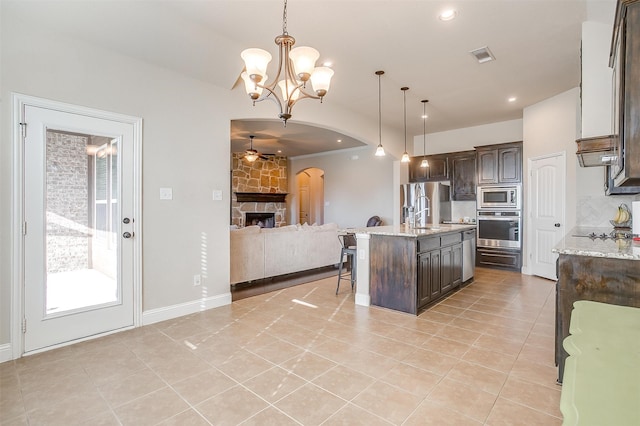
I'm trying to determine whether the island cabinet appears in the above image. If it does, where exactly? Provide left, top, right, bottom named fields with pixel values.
left=476, top=141, right=522, bottom=185
left=370, top=230, right=463, bottom=315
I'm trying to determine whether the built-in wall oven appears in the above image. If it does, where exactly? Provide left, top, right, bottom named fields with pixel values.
left=477, top=186, right=520, bottom=210
left=476, top=210, right=521, bottom=249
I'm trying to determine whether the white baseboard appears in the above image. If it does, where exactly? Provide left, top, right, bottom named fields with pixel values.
left=142, top=293, right=232, bottom=326
left=355, top=293, right=370, bottom=307
left=0, top=344, right=13, bottom=363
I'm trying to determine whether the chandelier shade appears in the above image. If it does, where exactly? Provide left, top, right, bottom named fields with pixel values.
left=289, top=46, right=319, bottom=80
left=239, top=0, right=334, bottom=125
left=240, top=49, right=272, bottom=83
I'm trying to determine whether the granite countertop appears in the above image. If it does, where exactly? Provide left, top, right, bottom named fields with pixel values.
left=350, top=224, right=476, bottom=238
left=552, top=226, right=640, bottom=260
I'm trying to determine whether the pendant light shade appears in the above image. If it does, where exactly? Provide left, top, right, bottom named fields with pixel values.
left=401, top=86, right=410, bottom=163
left=375, top=70, right=386, bottom=157
left=420, top=99, right=429, bottom=168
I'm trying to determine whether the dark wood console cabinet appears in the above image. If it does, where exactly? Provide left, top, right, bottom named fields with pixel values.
left=555, top=253, right=640, bottom=383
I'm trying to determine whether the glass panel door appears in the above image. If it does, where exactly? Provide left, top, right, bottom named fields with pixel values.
left=45, top=132, right=120, bottom=316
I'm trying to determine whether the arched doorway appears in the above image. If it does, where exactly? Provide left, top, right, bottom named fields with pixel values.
left=296, top=168, right=324, bottom=225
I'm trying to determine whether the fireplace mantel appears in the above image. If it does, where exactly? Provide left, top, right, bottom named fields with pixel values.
left=235, top=192, right=288, bottom=203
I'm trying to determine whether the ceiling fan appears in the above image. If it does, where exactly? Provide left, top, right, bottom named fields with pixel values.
left=242, top=135, right=272, bottom=162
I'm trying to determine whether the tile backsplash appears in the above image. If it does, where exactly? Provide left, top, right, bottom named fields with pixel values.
left=451, top=201, right=476, bottom=223
left=577, top=194, right=640, bottom=227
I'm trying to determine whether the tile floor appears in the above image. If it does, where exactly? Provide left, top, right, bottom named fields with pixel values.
left=0, top=268, right=562, bottom=425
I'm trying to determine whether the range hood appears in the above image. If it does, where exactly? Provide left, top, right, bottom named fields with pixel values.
left=576, top=135, right=617, bottom=167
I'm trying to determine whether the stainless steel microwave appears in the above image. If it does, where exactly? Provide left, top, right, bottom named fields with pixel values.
left=477, top=186, right=520, bottom=209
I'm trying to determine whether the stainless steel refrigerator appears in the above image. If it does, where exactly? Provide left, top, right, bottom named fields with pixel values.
left=400, top=182, right=452, bottom=227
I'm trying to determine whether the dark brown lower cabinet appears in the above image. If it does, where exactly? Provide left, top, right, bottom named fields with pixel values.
left=370, top=231, right=465, bottom=315
left=417, top=238, right=462, bottom=310
left=476, top=247, right=521, bottom=271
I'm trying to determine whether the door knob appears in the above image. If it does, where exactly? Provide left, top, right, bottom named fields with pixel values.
left=123, top=217, right=131, bottom=224
left=554, top=223, right=561, bottom=227
left=123, top=232, right=133, bottom=238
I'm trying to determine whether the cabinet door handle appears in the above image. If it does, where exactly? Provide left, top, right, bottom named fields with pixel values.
left=554, top=223, right=561, bottom=227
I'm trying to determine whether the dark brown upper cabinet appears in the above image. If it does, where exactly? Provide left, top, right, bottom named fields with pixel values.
left=408, top=154, right=448, bottom=182
left=609, top=0, right=640, bottom=187
left=450, top=151, right=477, bottom=201
left=475, top=142, right=522, bottom=185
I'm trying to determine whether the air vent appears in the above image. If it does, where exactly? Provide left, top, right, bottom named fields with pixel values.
left=470, top=46, right=496, bottom=64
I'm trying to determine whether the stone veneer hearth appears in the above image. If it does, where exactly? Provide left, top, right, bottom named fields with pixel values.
left=231, top=153, right=288, bottom=227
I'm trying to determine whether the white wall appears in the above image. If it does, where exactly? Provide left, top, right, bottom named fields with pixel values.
left=522, top=88, right=580, bottom=274
left=0, top=7, right=394, bottom=349
left=412, top=119, right=524, bottom=155
left=289, top=148, right=395, bottom=228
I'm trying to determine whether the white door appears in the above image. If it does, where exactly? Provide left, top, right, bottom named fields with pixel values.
left=22, top=102, right=139, bottom=353
left=530, top=152, right=565, bottom=280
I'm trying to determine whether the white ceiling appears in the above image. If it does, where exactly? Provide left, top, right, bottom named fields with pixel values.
left=12, top=0, right=617, bottom=156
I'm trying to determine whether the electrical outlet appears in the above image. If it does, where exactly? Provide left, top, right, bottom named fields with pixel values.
left=160, top=187, right=173, bottom=200
left=193, top=274, right=201, bottom=286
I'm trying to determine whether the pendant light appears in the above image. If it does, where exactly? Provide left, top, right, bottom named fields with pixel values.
left=401, top=87, right=410, bottom=163
left=374, top=71, right=386, bottom=157
left=420, top=99, right=429, bottom=168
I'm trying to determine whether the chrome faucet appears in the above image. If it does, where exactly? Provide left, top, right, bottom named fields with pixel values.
left=413, top=186, right=430, bottom=227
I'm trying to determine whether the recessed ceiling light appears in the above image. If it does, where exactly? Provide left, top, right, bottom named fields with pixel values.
left=421, top=114, right=429, bottom=119
left=337, top=139, right=342, bottom=143
left=323, top=61, right=333, bottom=67
left=508, top=97, right=517, bottom=103
left=439, top=9, right=457, bottom=21
left=277, top=149, right=282, bottom=153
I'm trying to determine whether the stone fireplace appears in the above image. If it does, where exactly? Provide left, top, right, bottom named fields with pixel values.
left=231, top=153, right=288, bottom=227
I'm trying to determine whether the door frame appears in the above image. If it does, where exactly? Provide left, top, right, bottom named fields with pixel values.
left=525, top=150, right=566, bottom=279
left=11, top=93, right=143, bottom=359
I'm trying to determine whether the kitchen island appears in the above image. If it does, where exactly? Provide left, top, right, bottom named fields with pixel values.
left=356, top=224, right=476, bottom=315
left=552, top=227, right=640, bottom=383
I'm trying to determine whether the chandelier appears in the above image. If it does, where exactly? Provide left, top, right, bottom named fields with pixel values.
left=240, top=0, right=334, bottom=126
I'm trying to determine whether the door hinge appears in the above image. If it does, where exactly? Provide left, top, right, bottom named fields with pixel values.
left=22, top=221, right=27, bottom=236
left=22, top=318, right=27, bottom=334
left=19, top=122, right=27, bottom=138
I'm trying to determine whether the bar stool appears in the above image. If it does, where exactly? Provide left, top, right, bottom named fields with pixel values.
left=336, top=233, right=357, bottom=294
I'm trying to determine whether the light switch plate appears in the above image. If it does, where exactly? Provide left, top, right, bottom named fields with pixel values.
left=213, top=190, right=223, bottom=201
left=159, top=187, right=173, bottom=200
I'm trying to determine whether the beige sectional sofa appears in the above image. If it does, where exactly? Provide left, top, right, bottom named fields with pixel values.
left=230, top=223, right=342, bottom=284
